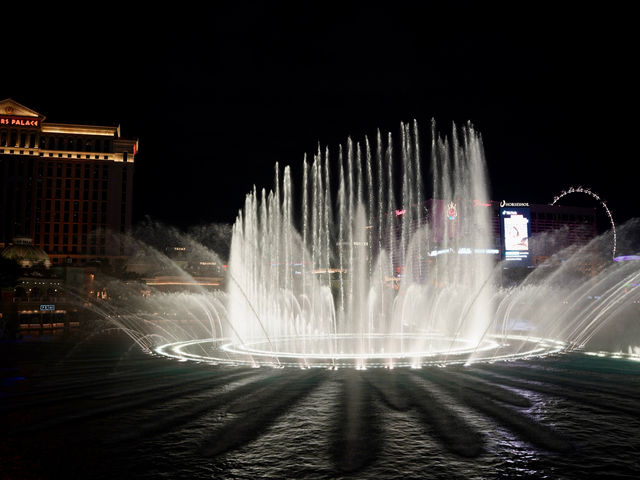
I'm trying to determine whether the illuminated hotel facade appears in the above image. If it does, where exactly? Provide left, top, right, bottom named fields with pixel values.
left=0, top=98, right=137, bottom=265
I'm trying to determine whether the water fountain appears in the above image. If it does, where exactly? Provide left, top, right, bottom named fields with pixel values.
left=151, top=121, right=639, bottom=367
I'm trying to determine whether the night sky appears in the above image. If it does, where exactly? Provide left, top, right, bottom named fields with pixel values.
left=4, top=2, right=636, bottom=230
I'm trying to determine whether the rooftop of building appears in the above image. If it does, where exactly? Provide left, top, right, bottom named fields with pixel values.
left=1, top=238, right=51, bottom=268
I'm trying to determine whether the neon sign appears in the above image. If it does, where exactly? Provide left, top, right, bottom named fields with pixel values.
left=0, top=116, right=40, bottom=127
left=500, top=200, right=529, bottom=207
left=447, top=202, right=457, bottom=220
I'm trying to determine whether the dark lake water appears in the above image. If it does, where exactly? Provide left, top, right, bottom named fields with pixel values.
left=2, top=331, right=640, bottom=479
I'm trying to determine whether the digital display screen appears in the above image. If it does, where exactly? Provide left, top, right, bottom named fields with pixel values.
left=501, top=207, right=531, bottom=266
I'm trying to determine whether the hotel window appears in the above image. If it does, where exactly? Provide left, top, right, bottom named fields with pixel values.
left=10, top=130, right=17, bottom=146
left=29, top=133, right=35, bottom=148
left=20, top=133, right=26, bottom=147
left=0, top=131, right=6, bottom=146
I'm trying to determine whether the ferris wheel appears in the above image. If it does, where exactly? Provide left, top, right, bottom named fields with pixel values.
left=551, top=186, right=616, bottom=258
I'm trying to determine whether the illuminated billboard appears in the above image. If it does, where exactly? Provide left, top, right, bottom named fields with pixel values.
left=500, top=205, right=531, bottom=266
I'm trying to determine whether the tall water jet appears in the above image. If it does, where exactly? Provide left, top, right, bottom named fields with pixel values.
left=224, top=121, right=503, bottom=366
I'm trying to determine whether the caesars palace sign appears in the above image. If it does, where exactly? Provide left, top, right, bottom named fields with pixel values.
left=0, top=115, right=40, bottom=127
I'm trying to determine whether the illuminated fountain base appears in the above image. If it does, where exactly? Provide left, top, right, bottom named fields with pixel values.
left=155, top=333, right=567, bottom=368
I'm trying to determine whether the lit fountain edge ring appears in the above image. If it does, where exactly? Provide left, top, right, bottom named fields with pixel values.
left=222, top=333, right=496, bottom=360
left=154, top=334, right=570, bottom=368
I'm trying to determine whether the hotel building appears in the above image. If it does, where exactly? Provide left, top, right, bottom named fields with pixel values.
left=0, top=98, right=137, bottom=265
